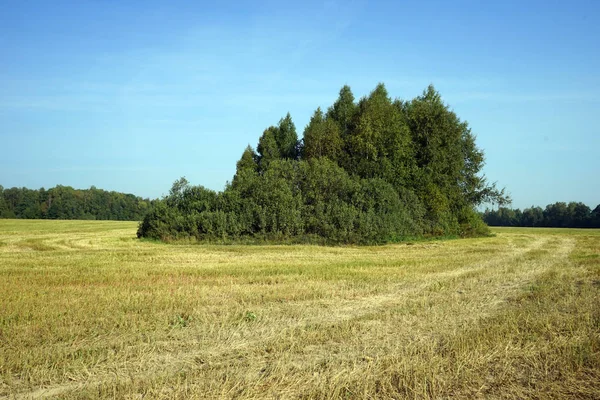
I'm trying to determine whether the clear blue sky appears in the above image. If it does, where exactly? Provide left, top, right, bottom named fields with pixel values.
left=1, top=0, right=598, bottom=209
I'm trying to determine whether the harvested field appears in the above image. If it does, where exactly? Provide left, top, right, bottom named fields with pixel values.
left=0, top=220, right=598, bottom=399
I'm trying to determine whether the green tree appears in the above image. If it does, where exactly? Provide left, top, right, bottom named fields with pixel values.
left=232, top=145, right=260, bottom=192
left=166, top=177, right=189, bottom=209
left=567, top=202, right=591, bottom=228
left=236, top=145, right=258, bottom=172
left=591, top=205, right=600, bottom=228
left=521, top=206, right=544, bottom=227
left=253, top=160, right=304, bottom=236
left=302, top=108, right=343, bottom=161
left=0, top=185, right=150, bottom=221
left=327, top=85, right=356, bottom=137
left=346, top=83, right=412, bottom=188
left=403, top=85, right=507, bottom=232
left=0, top=185, right=13, bottom=218
left=257, top=126, right=280, bottom=170
left=276, top=113, right=300, bottom=160
left=543, top=202, right=568, bottom=227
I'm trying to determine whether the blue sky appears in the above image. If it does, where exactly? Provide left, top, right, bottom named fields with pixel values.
left=1, top=0, right=598, bottom=209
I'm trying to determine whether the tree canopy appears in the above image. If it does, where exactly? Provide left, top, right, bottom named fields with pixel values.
left=137, top=83, right=508, bottom=244
left=0, top=185, right=153, bottom=221
left=483, top=202, right=600, bottom=228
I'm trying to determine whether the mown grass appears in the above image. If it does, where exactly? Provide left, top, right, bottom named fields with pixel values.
left=0, top=220, right=598, bottom=399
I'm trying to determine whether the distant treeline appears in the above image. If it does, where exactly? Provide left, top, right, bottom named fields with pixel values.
left=482, top=202, right=600, bottom=228
left=0, top=185, right=155, bottom=221
left=138, top=84, right=508, bottom=244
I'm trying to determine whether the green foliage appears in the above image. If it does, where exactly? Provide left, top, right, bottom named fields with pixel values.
left=257, top=126, right=280, bottom=170
left=302, top=108, right=343, bottom=161
left=139, top=83, right=505, bottom=243
left=235, top=145, right=258, bottom=173
left=256, top=113, right=301, bottom=169
left=484, top=201, right=600, bottom=228
left=0, top=185, right=154, bottom=221
left=276, top=113, right=300, bottom=160
left=243, top=311, right=257, bottom=322
left=0, top=186, right=15, bottom=218
left=327, top=85, right=356, bottom=137
left=170, top=313, right=192, bottom=328
left=345, top=84, right=412, bottom=188
left=457, top=207, right=491, bottom=237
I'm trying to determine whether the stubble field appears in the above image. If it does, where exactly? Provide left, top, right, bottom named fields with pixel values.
left=0, top=220, right=598, bottom=399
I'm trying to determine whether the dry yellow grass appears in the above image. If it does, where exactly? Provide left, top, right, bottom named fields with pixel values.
left=0, top=220, right=598, bottom=399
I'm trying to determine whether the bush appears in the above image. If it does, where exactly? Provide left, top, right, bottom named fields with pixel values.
left=457, top=207, right=491, bottom=238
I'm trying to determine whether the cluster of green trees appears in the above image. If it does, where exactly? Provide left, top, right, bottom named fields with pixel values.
left=0, top=185, right=154, bottom=221
left=483, top=202, right=600, bottom=228
left=137, top=84, right=508, bottom=244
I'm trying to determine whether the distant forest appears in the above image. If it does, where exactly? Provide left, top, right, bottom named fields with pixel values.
left=483, top=202, right=600, bottom=228
left=0, top=185, right=154, bottom=221
left=138, top=84, right=509, bottom=244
